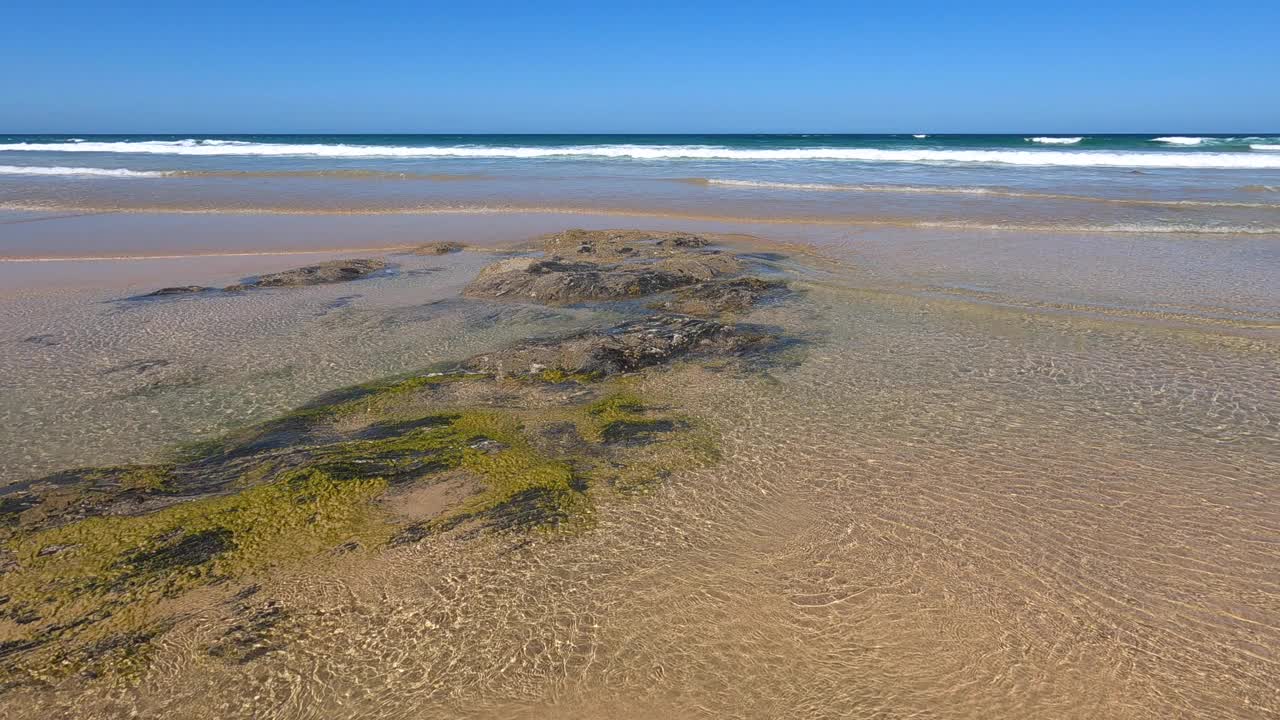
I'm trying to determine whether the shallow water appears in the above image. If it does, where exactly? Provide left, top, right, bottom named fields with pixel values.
left=0, top=214, right=1277, bottom=718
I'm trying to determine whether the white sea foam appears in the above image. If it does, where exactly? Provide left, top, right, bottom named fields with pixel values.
left=913, top=134, right=929, bottom=138
left=0, top=164, right=169, bottom=178
left=8, top=139, right=1280, bottom=168
left=1027, top=137, right=1083, bottom=145
left=1250, top=144, right=1280, bottom=151
left=1152, top=136, right=1205, bottom=145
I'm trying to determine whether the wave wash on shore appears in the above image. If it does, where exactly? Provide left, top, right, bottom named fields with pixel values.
left=7, top=137, right=1280, bottom=168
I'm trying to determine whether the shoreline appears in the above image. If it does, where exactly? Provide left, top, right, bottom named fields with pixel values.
left=5, top=204, right=1280, bottom=238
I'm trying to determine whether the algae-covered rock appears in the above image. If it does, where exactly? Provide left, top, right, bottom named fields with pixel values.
left=0, top=228, right=798, bottom=688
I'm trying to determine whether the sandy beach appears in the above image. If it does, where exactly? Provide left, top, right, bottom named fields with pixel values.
left=1, top=207, right=1276, bottom=718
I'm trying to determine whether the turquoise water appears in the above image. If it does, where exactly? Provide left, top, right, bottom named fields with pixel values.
left=2, top=134, right=1280, bottom=238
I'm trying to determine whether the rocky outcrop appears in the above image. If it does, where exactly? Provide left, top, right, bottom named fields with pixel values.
left=461, top=313, right=775, bottom=378
left=409, top=242, right=466, bottom=255
left=136, top=258, right=389, bottom=298
left=648, top=277, right=788, bottom=317
left=140, top=285, right=218, bottom=297
left=463, top=230, right=743, bottom=305
left=245, top=258, right=388, bottom=288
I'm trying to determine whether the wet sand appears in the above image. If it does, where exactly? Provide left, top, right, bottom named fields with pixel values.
left=0, top=214, right=1277, bottom=718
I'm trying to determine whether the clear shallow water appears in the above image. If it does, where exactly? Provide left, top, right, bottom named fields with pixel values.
left=2, top=134, right=1280, bottom=242
left=0, top=221, right=1276, bottom=719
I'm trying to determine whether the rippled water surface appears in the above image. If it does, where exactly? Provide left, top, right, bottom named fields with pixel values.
left=0, top=216, right=1277, bottom=718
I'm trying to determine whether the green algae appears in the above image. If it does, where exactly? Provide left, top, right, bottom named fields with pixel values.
left=532, top=368, right=602, bottom=384
left=0, top=469, right=389, bottom=683
left=1, top=375, right=717, bottom=686
left=580, top=391, right=669, bottom=443
left=115, top=464, right=175, bottom=492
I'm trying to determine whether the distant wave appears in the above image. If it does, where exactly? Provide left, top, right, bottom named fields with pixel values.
left=1152, top=136, right=1280, bottom=148
left=0, top=164, right=168, bottom=178
left=1240, top=185, right=1279, bottom=192
left=698, top=178, right=1280, bottom=208
left=1251, top=144, right=1280, bottom=151
left=912, top=134, right=929, bottom=138
left=8, top=139, right=1280, bottom=169
left=170, top=169, right=487, bottom=181
left=1027, top=137, right=1083, bottom=145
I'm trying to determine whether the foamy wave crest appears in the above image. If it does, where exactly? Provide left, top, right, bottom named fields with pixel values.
left=8, top=139, right=1280, bottom=168
left=1251, top=144, right=1280, bottom=151
left=1027, top=137, right=1083, bottom=145
left=913, top=134, right=929, bottom=138
left=0, top=164, right=169, bottom=178
left=1152, top=136, right=1205, bottom=145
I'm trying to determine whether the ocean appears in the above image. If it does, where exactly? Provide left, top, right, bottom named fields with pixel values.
left=3, top=133, right=1280, bottom=239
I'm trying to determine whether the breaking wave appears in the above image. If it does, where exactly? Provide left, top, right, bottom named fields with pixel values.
left=1152, top=136, right=1206, bottom=145
left=0, top=164, right=169, bottom=178
left=1027, top=137, right=1083, bottom=145
left=7, top=139, right=1280, bottom=168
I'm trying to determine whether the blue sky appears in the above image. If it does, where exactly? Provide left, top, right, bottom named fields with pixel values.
left=3, top=0, right=1278, bottom=133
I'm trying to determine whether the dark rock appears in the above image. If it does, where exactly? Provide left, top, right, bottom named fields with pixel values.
left=135, top=259, right=388, bottom=299
left=462, top=313, right=775, bottom=378
left=539, top=229, right=716, bottom=259
left=649, top=277, right=788, bottom=316
left=124, top=528, right=235, bottom=574
left=22, top=334, right=61, bottom=346
left=658, top=235, right=709, bottom=248
left=36, top=543, right=76, bottom=558
left=409, top=241, right=465, bottom=255
left=463, top=253, right=740, bottom=305
left=601, top=418, right=680, bottom=446
left=140, top=286, right=217, bottom=297
left=248, top=258, right=388, bottom=288
left=464, top=230, right=751, bottom=305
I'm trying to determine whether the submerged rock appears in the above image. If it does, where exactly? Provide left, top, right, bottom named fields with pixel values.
left=1, top=228, right=799, bottom=686
left=409, top=241, right=466, bottom=255
left=249, top=258, right=388, bottom=287
left=136, top=258, right=389, bottom=299
left=649, top=276, right=789, bottom=316
left=462, top=313, right=776, bottom=378
left=140, top=285, right=218, bottom=297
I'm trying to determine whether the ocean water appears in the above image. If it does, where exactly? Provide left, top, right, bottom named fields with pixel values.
left=3, top=134, right=1280, bottom=242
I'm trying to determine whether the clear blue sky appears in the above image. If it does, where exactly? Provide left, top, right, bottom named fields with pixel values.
left=4, top=0, right=1277, bottom=133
